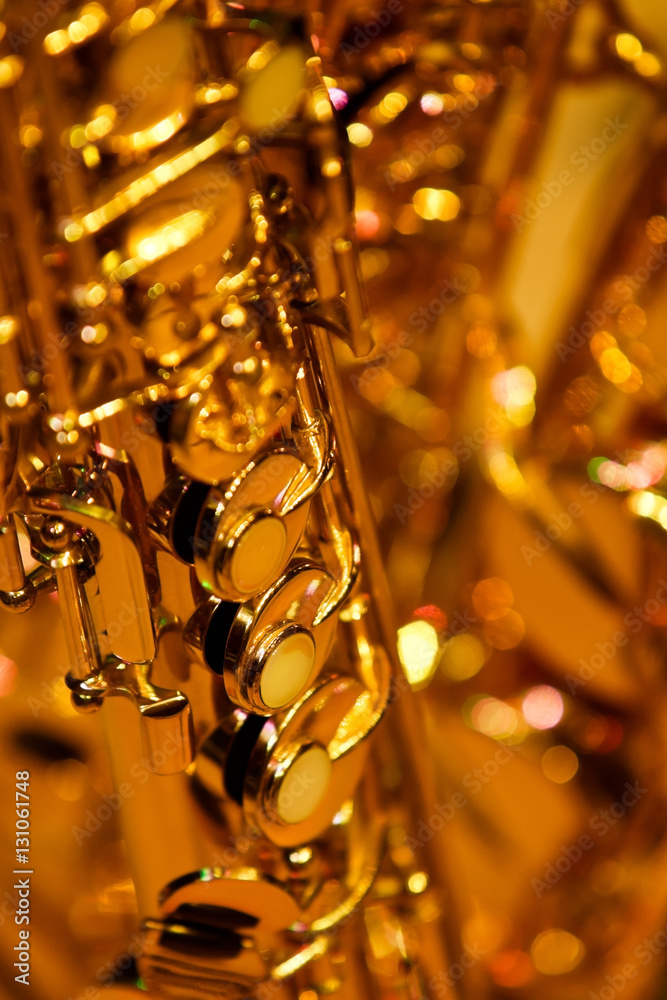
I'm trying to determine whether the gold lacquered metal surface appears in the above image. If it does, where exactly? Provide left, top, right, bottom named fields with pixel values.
left=0, top=2, right=420, bottom=998
left=4, top=1, right=667, bottom=1000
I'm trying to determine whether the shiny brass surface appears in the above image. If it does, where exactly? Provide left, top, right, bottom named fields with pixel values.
left=4, top=2, right=667, bottom=1000
left=0, top=2, right=429, bottom=998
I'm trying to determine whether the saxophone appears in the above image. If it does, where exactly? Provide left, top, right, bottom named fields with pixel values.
left=0, top=2, right=455, bottom=998
left=7, top=2, right=667, bottom=999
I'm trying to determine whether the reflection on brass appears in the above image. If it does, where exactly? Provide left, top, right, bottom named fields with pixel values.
left=3, top=2, right=667, bottom=1000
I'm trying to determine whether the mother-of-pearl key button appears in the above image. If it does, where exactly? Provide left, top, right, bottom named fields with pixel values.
left=260, top=631, right=316, bottom=709
left=276, top=745, right=332, bottom=824
left=230, top=516, right=287, bottom=595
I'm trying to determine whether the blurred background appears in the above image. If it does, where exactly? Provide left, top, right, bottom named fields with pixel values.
left=3, top=0, right=667, bottom=997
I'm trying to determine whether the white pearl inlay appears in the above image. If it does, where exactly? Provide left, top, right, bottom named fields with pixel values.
left=260, top=631, right=316, bottom=709
left=230, top=517, right=287, bottom=595
left=276, top=745, right=332, bottom=824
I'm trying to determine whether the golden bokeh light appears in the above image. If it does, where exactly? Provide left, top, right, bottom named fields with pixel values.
left=522, top=686, right=564, bottom=730
left=370, top=90, right=410, bottom=125
left=487, top=453, right=526, bottom=497
left=541, top=745, right=579, bottom=784
left=472, top=578, right=514, bottom=620
left=347, top=122, right=373, bottom=147
left=470, top=696, right=519, bottom=739
left=634, top=51, right=661, bottom=76
left=483, top=609, right=525, bottom=650
left=531, top=929, right=585, bottom=975
left=397, top=620, right=440, bottom=688
left=440, top=633, right=487, bottom=681
left=413, top=188, right=461, bottom=222
left=615, top=33, right=643, bottom=61
left=407, top=871, right=429, bottom=893
left=0, top=55, right=24, bottom=88
left=599, top=346, right=632, bottom=384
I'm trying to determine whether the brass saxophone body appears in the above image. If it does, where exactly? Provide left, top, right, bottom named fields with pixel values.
left=0, top=2, right=452, bottom=998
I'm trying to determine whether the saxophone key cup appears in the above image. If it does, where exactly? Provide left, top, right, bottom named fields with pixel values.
left=238, top=42, right=309, bottom=134
left=91, top=16, right=198, bottom=157
left=268, top=739, right=333, bottom=825
left=185, top=561, right=337, bottom=714
left=118, top=166, right=247, bottom=292
left=244, top=675, right=373, bottom=848
left=249, top=622, right=317, bottom=712
left=192, top=679, right=369, bottom=848
left=193, top=450, right=317, bottom=601
left=206, top=509, right=290, bottom=600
